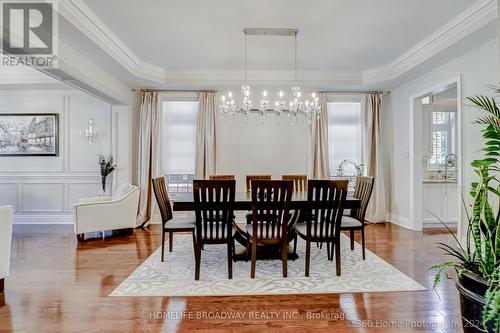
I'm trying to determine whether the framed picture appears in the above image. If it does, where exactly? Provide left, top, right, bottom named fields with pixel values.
left=0, top=113, right=59, bottom=156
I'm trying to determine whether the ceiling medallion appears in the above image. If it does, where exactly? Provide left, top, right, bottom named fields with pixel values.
left=219, top=28, right=320, bottom=125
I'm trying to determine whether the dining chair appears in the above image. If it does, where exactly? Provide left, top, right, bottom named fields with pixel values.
left=193, top=179, right=236, bottom=280
left=245, top=175, right=271, bottom=192
left=282, top=175, right=308, bottom=253
left=340, top=176, right=374, bottom=260
left=294, top=180, right=348, bottom=277
left=209, top=175, right=235, bottom=180
left=244, top=175, right=272, bottom=225
left=247, top=180, right=293, bottom=278
left=282, top=175, right=307, bottom=192
left=152, top=177, right=196, bottom=262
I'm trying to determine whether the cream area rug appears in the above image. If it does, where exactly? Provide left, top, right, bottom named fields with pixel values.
left=110, top=234, right=425, bottom=297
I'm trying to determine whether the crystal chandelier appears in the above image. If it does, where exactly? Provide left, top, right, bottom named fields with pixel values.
left=219, top=28, right=321, bottom=124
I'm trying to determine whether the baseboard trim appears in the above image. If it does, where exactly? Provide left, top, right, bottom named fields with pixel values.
left=13, top=214, right=73, bottom=224
left=386, top=213, right=421, bottom=231
left=423, top=217, right=457, bottom=229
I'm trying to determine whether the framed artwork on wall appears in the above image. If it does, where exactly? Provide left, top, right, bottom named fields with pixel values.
left=0, top=113, right=59, bottom=156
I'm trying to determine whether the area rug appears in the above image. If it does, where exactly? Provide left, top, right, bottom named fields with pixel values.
left=110, top=234, right=425, bottom=297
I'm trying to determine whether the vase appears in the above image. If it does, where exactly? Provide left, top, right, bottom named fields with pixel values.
left=101, top=174, right=113, bottom=196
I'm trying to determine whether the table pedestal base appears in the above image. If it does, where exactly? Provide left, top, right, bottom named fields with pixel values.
left=232, top=232, right=299, bottom=262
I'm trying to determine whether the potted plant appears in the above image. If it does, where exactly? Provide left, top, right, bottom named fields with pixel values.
left=431, top=86, right=499, bottom=333
left=98, top=154, right=116, bottom=196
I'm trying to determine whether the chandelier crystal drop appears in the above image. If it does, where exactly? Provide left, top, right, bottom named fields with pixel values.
left=218, top=28, right=321, bottom=125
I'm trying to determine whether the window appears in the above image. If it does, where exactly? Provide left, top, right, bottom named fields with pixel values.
left=327, top=101, right=363, bottom=177
left=161, top=101, right=198, bottom=192
left=429, top=111, right=456, bottom=168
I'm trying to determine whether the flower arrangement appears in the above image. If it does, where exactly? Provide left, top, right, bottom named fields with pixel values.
left=98, top=154, right=116, bottom=194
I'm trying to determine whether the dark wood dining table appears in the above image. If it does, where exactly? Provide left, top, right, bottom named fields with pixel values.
left=171, top=191, right=361, bottom=261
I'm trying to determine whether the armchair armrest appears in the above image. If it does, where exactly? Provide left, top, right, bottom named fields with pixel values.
left=76, top=196, right=111, bottom=205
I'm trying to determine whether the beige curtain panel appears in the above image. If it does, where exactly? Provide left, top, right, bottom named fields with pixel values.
left=195, top=92, right=218, bottom=179
left=310, top=92, right=330, bottom=179
left=136, top=91, right=160, bottom=226
left=363, top=93, right=387, bottom=223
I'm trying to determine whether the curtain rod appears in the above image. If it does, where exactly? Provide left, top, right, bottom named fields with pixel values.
left=133, top=88, right=218, bottom=93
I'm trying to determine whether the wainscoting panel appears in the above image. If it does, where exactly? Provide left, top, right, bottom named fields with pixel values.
left=67, top=182, right=102, bottom=212
left=20, top=183, right=65, bottom=213
left=0, top=90, right=131, bottom=224
left=0, top=182, right=19, bottom=212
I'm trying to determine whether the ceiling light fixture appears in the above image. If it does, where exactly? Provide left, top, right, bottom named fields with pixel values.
left=219, top=28, right=320, bottom=125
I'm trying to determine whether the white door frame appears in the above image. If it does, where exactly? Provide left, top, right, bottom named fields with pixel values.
left=408, top=75, right=463, bottom=237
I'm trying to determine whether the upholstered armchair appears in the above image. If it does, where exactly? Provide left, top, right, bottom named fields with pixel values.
left=0, top=206, right=13, bottom=293
left=74, top=184, right=140, bottom=240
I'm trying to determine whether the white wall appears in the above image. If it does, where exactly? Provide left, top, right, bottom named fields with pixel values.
left=384, top=38, right=499, bottom=233
left=218, top=114, right=309, bottom=192
left=216, top=87, right=313, bottom=191
left=0, top=90, right=130, bottom=223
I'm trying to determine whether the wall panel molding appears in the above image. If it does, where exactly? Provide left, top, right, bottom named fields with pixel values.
left=0, top=90, right=125, bottom=224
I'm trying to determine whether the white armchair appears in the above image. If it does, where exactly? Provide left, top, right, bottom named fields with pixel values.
left=74, top=184, right=140, bottom=240
left=0, top=206, right=13, bottom=293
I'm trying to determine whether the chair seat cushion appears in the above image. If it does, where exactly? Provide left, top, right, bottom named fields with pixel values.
left=164, top=216, right=196, bottom=231
left=293, top=222, right=335, bottom=239
left=341, top=216, right=362, bottom=228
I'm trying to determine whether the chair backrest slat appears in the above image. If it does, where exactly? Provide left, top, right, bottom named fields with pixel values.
left=305, top=180, right=348, bottom=239
left=350, top=177, right=375, bottom=223
left=251, top=180, right=293, bottom=241
left=282, top=175, right=307, bottom=192
left=193, top=180, right=235, bottom=241
left=152, top=177, right=173, bottom=225
left=246, top=175, right=272, bottom=193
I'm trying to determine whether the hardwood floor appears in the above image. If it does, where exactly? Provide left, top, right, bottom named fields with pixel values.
left=0, top=223, right=463, bottom=332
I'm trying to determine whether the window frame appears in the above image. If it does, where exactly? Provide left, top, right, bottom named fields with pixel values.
left=159, top=92, right=199, bottom=193
left=326, top=94, right=365, bottom=178
left=427, top=110, right=456, bottom=170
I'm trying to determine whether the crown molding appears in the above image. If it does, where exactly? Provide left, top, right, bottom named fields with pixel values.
left=58, top=0, right=166, bottom=83
left=363, top=0, right=498, bottom=84
left=58, top=0, right=498, bottom=87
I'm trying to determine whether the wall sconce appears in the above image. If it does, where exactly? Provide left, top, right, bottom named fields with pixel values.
left=80, top=118, right=98, bottom=144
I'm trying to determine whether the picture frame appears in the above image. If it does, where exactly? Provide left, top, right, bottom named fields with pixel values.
left=0, top=113, right=59, bottom=156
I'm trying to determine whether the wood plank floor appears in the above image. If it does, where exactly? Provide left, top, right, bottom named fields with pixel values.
left=0, top=223, right=464, bottom=333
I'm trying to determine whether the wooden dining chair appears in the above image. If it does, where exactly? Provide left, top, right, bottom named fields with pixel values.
left=294, top=180, right=348, bottom=277
left=244, top=175, right=272, bottom=225
left=245, top=175, right=271, bottom=192
left=340, top=176, right=374, bottom=260
left=282, top=175, right=307, bottom=253
left=282, top=175, right=307, bottom=192
left=193, top=179, right=236, bottom=280
left=152, top=177, right=196, bottom=262
left=247, top=180, right=293, bottom=278
left=209, top=175, right=235, bottom=180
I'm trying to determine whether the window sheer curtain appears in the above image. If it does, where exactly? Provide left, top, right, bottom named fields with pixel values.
left=363, top=93, right=387, bottom=223
left=195, top=92, right=218, bottom=179
left=310, top=92, right=330, bottom=179
left=136, top=91, right=161, bottom=226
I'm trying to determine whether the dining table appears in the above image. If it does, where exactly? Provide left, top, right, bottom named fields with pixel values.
left=171, top=191, right=361, bottom=261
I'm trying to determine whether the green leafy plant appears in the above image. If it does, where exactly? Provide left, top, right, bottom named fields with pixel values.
left=98, top=154, right=116, bottom=193
left=430, top=85, right=499, bottom=333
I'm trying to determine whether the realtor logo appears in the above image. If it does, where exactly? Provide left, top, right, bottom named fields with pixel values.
left=1, top=0, right=58, bottom=68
